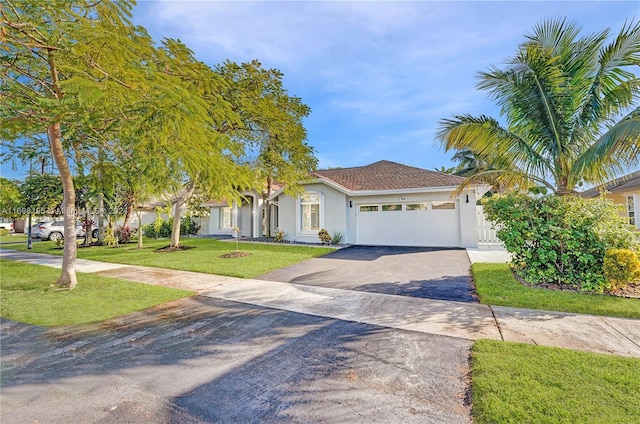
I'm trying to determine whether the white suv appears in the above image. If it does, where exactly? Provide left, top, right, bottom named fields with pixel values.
left=33, top=220, right=95, bottom=241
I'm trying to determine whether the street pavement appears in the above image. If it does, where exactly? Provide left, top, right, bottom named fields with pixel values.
left=1, top=248, right=638, bottom=357
left=1, top=247, right=639, bottom=423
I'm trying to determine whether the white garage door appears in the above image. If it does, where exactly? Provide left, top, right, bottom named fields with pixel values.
left=356, top=201, right=461, bottom=247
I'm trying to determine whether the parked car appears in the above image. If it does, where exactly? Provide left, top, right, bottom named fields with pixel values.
left=0, top=221, right=14, bottom=232
left=28, top=221, right=51, bottom=238
left=33, top=220, right=95, bottom=241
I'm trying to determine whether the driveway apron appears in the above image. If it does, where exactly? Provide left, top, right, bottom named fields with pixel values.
left=258, top=245, right=477, bottom=302
left=1, top=298, right=473, bottom=424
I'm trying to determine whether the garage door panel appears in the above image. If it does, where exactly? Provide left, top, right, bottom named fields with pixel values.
left=356, top=205, right=460, bottom=247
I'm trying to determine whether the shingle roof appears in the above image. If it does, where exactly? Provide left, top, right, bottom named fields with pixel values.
left=581, top=170, right=640, bottom=198
left=312, top=160, right=467, bottom=191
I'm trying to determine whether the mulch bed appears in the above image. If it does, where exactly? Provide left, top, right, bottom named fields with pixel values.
left=154, top=245, right=196, bottom=253
left=513, top=270, right=640, bottom=299
left=615, top=283, right=640, bottom=299
left=218, top=251, right=250, bottom=259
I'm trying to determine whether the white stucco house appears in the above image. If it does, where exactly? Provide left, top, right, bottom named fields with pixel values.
left=203, top=160, right=491, bottom=248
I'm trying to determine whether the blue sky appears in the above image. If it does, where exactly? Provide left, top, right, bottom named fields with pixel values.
left=1, top=1, right=638, bottom=180
left=133, top=0, right=639, bottom=171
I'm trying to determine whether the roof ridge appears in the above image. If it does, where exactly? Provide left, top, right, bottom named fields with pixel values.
left=312, top=160, right=467, bottom=191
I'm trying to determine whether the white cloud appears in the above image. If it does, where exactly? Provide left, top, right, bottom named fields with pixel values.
left=131, top=0, right=639, bottom=170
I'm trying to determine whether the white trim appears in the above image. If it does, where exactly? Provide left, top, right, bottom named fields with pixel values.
left=627, top=194, right=637, bottom=227
left=268, top=177, right=490, bottom=200
left=219, top=206, right=232, bottom=229
left=296, top=192, right=324, bottom=235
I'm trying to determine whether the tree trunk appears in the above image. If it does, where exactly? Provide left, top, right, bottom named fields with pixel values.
left=48, top=122, right=77, bottom=289
left=137, top=211, right=143, bottom=249
left=97, top=192, right=105, bottom=245
left=265, top=176, right=272, bottom=237
left=123, top=202, right=133, bottom=227
left=83, top=207, right=91, bottom=247
left=97, top=147, right=106, bottom=245
left=556, top=180, right=577, bottom=196
left=170, top=180, right=196, bottom=248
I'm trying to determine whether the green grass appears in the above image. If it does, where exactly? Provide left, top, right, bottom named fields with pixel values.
left=0, top=259, right=194, bottom=326
left=7, top=237, right=336, bottom=278
left=0, top=234, right=28, bottom=243
left=472, top=263, right=640, bottom=319
left=472, top=340, right=640, bottom=424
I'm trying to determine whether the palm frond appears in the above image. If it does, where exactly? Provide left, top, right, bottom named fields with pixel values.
left=437, top=114, right=552, bottom=180
left=450, top=169, right=554, bottom=197
left=578, top=20, right=640, bottom=127
left=573, top=107, right=640, bottom=184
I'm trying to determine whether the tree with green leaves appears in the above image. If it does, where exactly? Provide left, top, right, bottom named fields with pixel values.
left=216, top=60, right=317, bottom=236
left=433, top=165, right=456, bottom=174
left=437, top=18, right=640, bottom=195
left=0, top=136, right=52, bottom=176
left=147, top=40, right=254, bottom=249
left=1, top=0, right=160, bottom=288
left=0, top=177, right=22, bottom=221
left=19, top=174, right=64, bottom=216
left=450, top=148, right=489, bottom=177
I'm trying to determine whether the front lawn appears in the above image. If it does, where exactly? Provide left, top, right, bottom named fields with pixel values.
left=6, top=237, right=336, bottom=278
left=0, top=259, right=194, bottom=326
left=0, top=234, right=28, bottom=244
left=472, top=340, right=640, bottom=424
left=472, top=263, right=640, bottom=319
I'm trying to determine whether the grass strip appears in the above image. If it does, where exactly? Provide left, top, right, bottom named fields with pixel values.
left=0, top=235, right=28, bottom=243
left=472, top=262, right=640, bottom=319
left=0, top=259, right=194, bottom=326
left=7, top=237, right=335, bottom=279
left=472, top=340, right=640, bottom=424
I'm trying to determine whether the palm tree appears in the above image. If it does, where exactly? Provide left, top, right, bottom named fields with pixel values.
left=450, top=148, right=488, bottom=177
left=437, top=18, right=640, bottom=195
left=433, top=165, right=456, bottom=174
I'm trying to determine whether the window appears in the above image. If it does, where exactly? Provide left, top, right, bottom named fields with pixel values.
left=359, top=205, right=378, bottom=212
left=300, top=193, right=321, bottom=231
left=432, top=201, right=456, bottom=210
left=220, top=207, right=232, bottom=228
left=628, top=196, right=636, bottom=226
left=381, top=204, right=402, bottom=211
left=406, top=203, right=427, bottom=211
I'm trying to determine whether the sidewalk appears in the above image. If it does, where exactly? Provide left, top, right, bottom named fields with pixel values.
left=2, top=248, right=639, bottom=357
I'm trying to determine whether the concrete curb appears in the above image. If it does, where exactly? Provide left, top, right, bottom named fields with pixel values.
left=2, top=248, right=639, bottom=357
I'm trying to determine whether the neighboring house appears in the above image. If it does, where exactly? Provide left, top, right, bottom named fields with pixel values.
left=581, top=170, right=640, bottom=230
left=205, top=161, right=491, bottom=248
left=202, top=193, right=264, bottom=238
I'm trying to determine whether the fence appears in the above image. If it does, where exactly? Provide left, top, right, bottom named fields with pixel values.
left=476, top=205, right=501, bottom=243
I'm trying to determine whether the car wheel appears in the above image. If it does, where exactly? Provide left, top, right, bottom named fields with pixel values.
left=92, top=229, right=99, bottom=238
left=48, top=232, right=63, bottom=241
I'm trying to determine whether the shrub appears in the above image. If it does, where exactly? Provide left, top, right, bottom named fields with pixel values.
left=331, top=230, right=345, bottom=245
left=181, top=215, right=200, bottom=236
left=318, top=228, right=331, bottom=245
left=105, top=225, right=118, bottom=247
left=142, top=220, right=172, bottom=239
left=603, top=249, right=640, bottom=292
left=484, top=194, right=638, bottom=292
left=0, top=228, right=9, bottom=236
left=115, top=226, right=136, bottom=244
left=142, top=216, right=200, bottom=239
left=274, top=230, right=285, bottom=242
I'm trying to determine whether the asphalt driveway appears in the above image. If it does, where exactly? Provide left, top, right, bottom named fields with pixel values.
left=258, top=245, right=477, bottom=302
left=1, top=297, right=473, bottom=423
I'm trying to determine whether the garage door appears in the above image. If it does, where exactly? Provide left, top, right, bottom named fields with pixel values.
left=356, top=201, right=460, bottom=247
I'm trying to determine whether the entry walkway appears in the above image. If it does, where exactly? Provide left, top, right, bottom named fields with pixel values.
left=1, top=248, right=639, bottom=357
